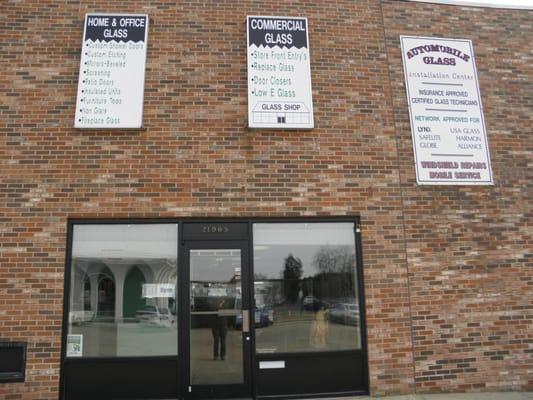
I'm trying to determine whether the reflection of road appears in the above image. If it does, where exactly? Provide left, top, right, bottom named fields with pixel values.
left=70, top=322, right=178, bottom=357
left=190, top=328, right=243, bottom=385
left=71, top=315, right=359, bottom=365
left=255, top=318, right=360, bottom=353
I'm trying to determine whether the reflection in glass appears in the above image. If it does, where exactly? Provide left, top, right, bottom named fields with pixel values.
left=189, top=249, right=244, bottom=385
left=67, top=224, right=178, bottom=357
left=253, top=223, right=361, bottom=353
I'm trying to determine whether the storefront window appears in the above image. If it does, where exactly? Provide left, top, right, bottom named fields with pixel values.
left=66, top=224, right=178, bottom=357
left=253, top=222, right=361, bottom=353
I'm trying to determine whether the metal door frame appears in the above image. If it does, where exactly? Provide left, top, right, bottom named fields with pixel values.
left=179, top=226, right=253, bottom=399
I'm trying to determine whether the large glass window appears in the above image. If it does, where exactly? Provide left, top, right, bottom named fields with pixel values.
left=253, top=222, right=361, bottom=353
left=67, top=224, right=178, bottom=357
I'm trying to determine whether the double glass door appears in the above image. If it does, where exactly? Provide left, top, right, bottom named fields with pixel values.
left=182, top=240, right=252, bottom=399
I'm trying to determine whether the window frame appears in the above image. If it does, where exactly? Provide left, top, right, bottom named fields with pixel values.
left=251, top=221, right=363, bottom=354
left=61, top=220, right=180, bottom=361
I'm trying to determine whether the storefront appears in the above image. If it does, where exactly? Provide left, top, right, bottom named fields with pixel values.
left=61, top=219, right=367, bottom=399
left=1, top=1, right=532, bottom=400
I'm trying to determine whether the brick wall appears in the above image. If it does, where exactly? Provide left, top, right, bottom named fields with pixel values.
left=382, top=0, right=533, bottom=394
left=0, top=0, right=530, bottom=399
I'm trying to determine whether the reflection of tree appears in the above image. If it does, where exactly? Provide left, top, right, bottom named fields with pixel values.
left=313, top=246, right=354, bottom=273
left=311, top=246, right=356, bottom=300
left=282, top=254, right=303, bottom=303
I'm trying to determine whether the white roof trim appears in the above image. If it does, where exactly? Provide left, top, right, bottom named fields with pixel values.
left=406, top=0, right=533, bottom=10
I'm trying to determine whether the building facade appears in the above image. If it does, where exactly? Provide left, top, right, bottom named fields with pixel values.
left=0, top=0, right=531, bottom=399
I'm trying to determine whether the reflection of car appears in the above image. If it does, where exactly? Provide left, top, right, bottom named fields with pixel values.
left=235, top=307, right=274, bottom=329
left=256, top=307, right=274, bottom=327
left=328, top=303, right=359, bottom=326
left=69, top=310, right=95, bottom=325
left=302, top=296, right=328, bottom=311
left=136, top=306, right=176, bottom=326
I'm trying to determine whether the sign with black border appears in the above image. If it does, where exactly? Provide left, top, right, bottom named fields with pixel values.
left=247, top=16, right=314, bottom=129
left=74, top=14, right=149, bottom=129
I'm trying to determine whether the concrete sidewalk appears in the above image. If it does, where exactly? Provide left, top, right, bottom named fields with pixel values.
left=319, top=393, right=533, bottom=400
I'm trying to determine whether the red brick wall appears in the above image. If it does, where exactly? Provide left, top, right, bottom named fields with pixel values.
left=0, top=0, right=530, bottom=399
left=382, top=0, right=533, bottom=394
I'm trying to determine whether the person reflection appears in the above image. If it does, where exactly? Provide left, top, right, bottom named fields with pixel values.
left=212, top=299, right=228, bottom=360
left=310, top=305, right=329, bottom=348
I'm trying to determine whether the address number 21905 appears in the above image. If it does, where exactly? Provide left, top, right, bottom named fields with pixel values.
left=202, top=225, right=229, bottom=234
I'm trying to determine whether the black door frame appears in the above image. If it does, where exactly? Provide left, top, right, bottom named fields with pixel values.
left=179, top=238, right=253, bottom=399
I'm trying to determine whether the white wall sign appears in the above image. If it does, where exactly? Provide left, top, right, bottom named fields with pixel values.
left=74, top=14, right=149, bottom=129
left=247, top=16, right=314, bottom=129
left=400, top=36, right=493, bottom=185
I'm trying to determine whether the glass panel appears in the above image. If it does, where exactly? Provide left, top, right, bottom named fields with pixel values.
left=67, top=224, right=178, bottom=357
left=253, top=222, right=361, bottom=353
left=189, top=249, right=244, bottom=385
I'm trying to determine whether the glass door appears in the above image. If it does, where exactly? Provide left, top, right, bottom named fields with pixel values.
left=182, top=241, right=252, bottom=399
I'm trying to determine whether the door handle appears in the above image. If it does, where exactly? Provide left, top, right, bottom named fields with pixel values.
left=242, top=309, right=250, bottom=333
